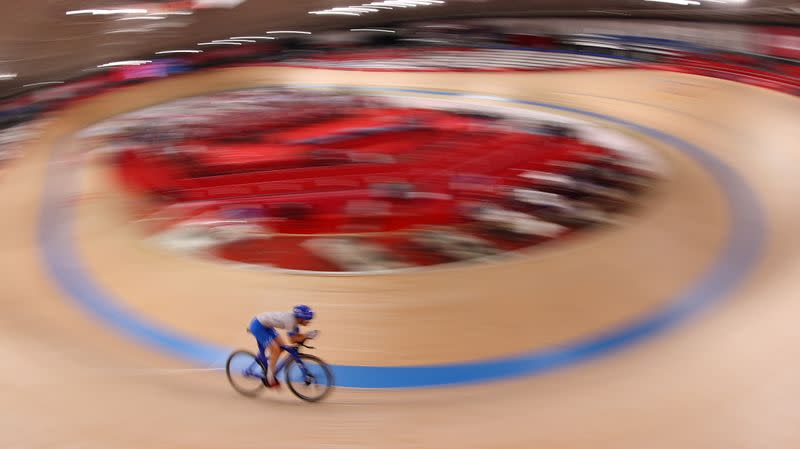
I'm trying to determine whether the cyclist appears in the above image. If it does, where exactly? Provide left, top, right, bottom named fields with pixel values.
left=248, top=305, right=317, bottom=388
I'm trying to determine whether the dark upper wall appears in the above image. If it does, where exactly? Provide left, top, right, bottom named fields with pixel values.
left=0, top=0, right=797, bottom=93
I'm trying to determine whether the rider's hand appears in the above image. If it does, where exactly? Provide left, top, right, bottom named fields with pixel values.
left=305, top=330, right=319, bottom=340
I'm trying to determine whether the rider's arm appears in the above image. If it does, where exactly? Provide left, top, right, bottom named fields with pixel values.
left=287, top=325, right=306, bottom=344
left=288, top=333, right=307, bottom=344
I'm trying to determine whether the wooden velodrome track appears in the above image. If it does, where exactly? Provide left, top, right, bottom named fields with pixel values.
left=2, top=65, right=800, bottom=448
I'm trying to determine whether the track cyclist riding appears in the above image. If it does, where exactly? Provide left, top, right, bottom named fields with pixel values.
left=251, top=305, right=316, bottom=387
left=226, top=305, right=334, bottom=402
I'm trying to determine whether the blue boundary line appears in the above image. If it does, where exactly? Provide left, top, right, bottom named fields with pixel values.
left=38, top=86, right=765, bottom=388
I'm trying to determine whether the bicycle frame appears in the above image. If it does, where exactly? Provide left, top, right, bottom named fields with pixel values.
left=247, top=345, right=309, bottom=379
left=275, top=345, right=303, bottom=376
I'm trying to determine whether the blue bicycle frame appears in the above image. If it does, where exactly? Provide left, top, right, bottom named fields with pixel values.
left=247, top=344, right=310, bottom=380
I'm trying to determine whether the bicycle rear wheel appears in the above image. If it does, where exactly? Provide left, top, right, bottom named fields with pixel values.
left=226, top=350, right=267, bottom=397
left=283, top=354, right=334, bottom=402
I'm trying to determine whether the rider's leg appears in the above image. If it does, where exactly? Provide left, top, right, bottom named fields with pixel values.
left=256, top=340, right=267, bottom=365
left=248, top=318, right=271, bottom=366
left=266, top=335, right=286, bottom=386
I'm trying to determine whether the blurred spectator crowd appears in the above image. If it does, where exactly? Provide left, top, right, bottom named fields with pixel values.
left=83, top=87, right=656, bottom=272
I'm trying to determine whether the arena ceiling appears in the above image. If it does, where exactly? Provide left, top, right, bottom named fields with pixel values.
left=1, top=0, right=798, bottom=91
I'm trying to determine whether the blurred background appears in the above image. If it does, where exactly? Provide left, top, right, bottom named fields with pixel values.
left=1, top=1, right=798, bottom=89
left=3, top=0, right=797, bottom=272
left=2, top=1, right=800, bottom=447
left=1, top=2, right=798, bottom=123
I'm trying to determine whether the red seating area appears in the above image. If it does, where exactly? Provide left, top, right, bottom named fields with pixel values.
left=115, top=101, right=630, bottom=271
left=120, top=117, right=602, bottom=207
left=117, top=108, right=483, bottom=196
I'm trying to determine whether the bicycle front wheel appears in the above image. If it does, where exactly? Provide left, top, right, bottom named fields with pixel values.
left=226, top=350, right=267, bottom=397
left=284, top=354, right=334, bottom=402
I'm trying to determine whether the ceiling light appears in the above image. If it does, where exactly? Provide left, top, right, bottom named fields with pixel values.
left=24, top=81, right=64, bottom=87
left=159, top=11, right=194, bottom=15
left=198, top=41, right=241, bottom=45
left=0, top=73, right=18, bottom=80
left=97, top=60, right=151, bottom=68
left=109, top=8, right=149, bottom=13
left=155, top=50, right=203, bottom=54
left=230, top=36, right=276, bottom=40
left=350, top=28, right=396, bottom=32
left=104, top=29, right=149, bottom=34
left=117, top=16, right=165, bottom=20
left=266, top=30, right=311, bottom=34
left=373, top=1, right=410, bottom=7
left=363, top=4, right=394, bottom=8
left=66, top=8, right=149, bottom=15
left=226, top=39, right=256, bottom=42
left=384, top=1, right=418, bottom=6
left=309, top=11, right=361, bottom=15
left=193, top=0, right=247, bottom=7
left=644, top=0, right=699, bottom=4
left=66, top=9, right=104, bottom=15
left=333, top=6, right=378, bottom=11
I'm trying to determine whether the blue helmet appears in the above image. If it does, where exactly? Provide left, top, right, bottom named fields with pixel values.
left=293, top=304, right=314, bottom=321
